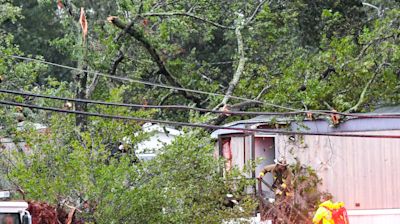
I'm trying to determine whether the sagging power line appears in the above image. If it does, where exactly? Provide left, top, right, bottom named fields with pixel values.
left=0, top=88, right=299, bottom=116
left=0, top=100, right=400, bottom=139
left=1, top=88, right=400, bottom=119
left=5, top=54, right=301, bottom=112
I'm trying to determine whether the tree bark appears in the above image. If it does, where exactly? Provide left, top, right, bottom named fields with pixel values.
left=220, top=23, right=245, bottom=107
left=75, top=65, right=88, bottom=131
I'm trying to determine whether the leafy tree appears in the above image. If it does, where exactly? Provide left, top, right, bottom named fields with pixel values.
left=6, top=111, right=256, bottom=223
left=1, top=0, right=400, bottom=222
left=3, top=0, right=399, bottom=124
left=0, top=0, right=49, bottom=135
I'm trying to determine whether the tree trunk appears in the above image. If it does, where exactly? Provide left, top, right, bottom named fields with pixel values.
left=75, top=65, right=88, bottom=131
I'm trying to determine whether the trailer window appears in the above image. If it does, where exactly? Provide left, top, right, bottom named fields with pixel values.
left=0, top=213, right=21, bottom=224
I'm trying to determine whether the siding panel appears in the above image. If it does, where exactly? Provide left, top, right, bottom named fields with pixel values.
left=278, top=130, right=400, bottom=210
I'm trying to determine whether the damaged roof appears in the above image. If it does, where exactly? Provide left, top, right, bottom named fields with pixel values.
left=211, top=105, right=400, bottom=138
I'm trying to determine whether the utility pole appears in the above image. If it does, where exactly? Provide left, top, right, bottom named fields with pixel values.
left=74, top=64, right=88, bottom=131
left=75, top=7, right=89, bottom=131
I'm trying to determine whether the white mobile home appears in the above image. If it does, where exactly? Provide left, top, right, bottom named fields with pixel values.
left=211, top=106, right=400, bottom=223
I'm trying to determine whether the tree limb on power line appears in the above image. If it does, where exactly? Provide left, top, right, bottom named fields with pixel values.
left=107, top=16, right=203, bottom=106
left=209, top=86, right=268, bottom=125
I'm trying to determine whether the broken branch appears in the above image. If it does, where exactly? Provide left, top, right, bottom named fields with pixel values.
left=107, top=16, right=203, bottom=106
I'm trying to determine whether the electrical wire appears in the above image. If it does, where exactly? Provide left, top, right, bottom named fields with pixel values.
left=5, top=54, right=302, bottom=112
left=1, top=88, right=400, bottom=119
left=0, top=100, right=400, bottom=139
left=0, top=88, right=299, bottom=116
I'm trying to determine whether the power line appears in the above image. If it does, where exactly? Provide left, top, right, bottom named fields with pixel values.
left=5, top=54, right=301, bottom=112
left=1, top=88, right=400, bottom=119
left=0, top=100, right=399, bottom=139
left=0, top=88, right=299, bottom=116
left=4, top=55, right=399, bottom=119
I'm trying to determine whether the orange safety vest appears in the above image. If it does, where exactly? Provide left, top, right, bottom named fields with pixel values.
left=312, top=200, right=348, bottom=224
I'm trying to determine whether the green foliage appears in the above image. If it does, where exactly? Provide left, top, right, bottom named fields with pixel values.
left=1, top=0, right=399, bottom=222
left=7, top=118, right=256, bottom=223
left=0, top=0, right=21, bottom=24
left=4, top=0, right=398, bottom=116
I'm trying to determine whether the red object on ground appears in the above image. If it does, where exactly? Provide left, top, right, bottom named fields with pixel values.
left=27, top=201, right=82, bottom=224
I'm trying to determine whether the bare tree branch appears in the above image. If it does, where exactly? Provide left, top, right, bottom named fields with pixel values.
left=346, top=62, right=387, bottom=113
left=140, top=12, right=235, bottom=30
left=208, top=60, right=236, bottom=65
left=107, top=16, right=203, bottom=106
left=225, top=85, right=270, bottom=111
left=86, top=50, right=125, bottom=98
left=362, top=2, right=380, bottom=11
left=323, top=101, right=334, bottom=110
left=108, top=50, right=125, bottom=77
left=218, top=15, right=246, bottom=107
left=346, top=70, right=379, bottom=113
left=362, top=2, right=382, bottom=16
left=245, top=0, right=270, bottom=25
left=86, top=73, right=99, bottom=98
left=198, top=73, right=227, bottom=90
left=159, top=90, right=175, bottom=106
left=214, top=5, right=273, bottom=112
left=255, top=85, right=271, bottom=100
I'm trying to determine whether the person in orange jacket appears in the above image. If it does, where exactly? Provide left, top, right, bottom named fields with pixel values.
left=312, top=194, right=348, bottom=224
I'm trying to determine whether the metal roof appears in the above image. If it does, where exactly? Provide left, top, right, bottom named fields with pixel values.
left=210, top=105, right=400, bottom=138
left=367, top=105, right=400, bottom=114
left=221, top=115, right=293, bottom=127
